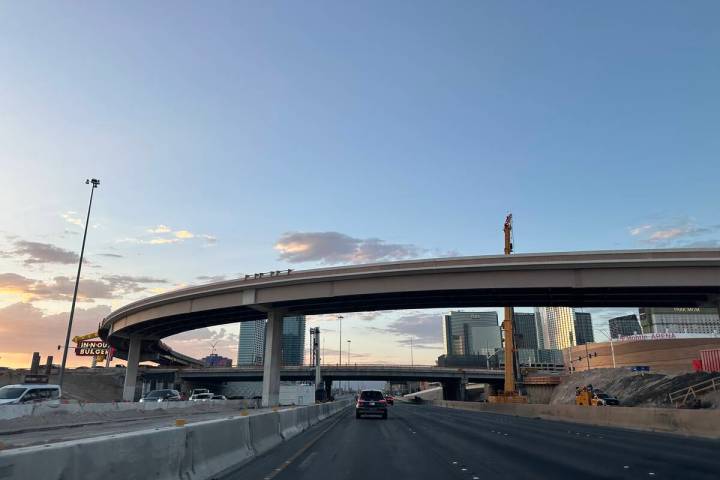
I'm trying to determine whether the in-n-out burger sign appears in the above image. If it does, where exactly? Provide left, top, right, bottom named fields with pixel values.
left=75, top=340, right=109, bottom=356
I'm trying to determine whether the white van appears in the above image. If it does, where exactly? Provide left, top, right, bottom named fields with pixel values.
left=0, top=384, right=62, bottom=405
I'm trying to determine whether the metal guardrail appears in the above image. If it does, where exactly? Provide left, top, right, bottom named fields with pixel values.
left=668, top=376, right=720, bottom=405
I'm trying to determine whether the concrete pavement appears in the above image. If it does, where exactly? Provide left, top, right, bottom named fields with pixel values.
left=223, top=403, right=720, bottom=480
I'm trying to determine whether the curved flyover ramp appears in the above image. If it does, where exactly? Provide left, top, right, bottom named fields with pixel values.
left=100, top=249, right=720, bottom=359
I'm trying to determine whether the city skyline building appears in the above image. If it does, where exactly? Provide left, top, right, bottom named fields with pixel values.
left=534, top=307, right=592, bottom=350
left=609, top=314, right=642, bottom=338
left=281, top=315, right=306, bottom=366
left=237, top=319, right=266, bottom=366
left=201, top=353, right=232, bottom=367
left=442, top=311, right=500, bottom=356
left=639, top=308, right=720, bottom=335
left=237, top=316, right=308, bottom=366
left=574, top=312, right=595, bottom=345
left=513, top=312, right=539, bottom=350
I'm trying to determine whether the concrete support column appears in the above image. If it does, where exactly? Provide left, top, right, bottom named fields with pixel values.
left=262, top=310, right=284, bottom=408
left=122, top=336, right=142, bottom=401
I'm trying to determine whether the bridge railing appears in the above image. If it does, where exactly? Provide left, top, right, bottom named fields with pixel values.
left=181, top=364, right=504, bottom=373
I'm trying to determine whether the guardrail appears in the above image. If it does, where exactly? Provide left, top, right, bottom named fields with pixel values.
left=668, top=376, right=720, bottom=405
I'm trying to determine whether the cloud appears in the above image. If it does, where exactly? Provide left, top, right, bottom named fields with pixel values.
left=124, top=226, right=216, bottom=246
left=629, top=220, right=720, bottom=247
left=147, top=225, right=172, bottom=234
left=369, top=311, right=444, bottom=349
left=196, top=275, right=227, bottom=283
left=165, top=326, right=239, bottom=359
left=97, top=253, right=123, bottom=258
left=0, top=272, right=168, bottom=303
left=174, top=230, right=194, bottom=239
left=101, top=275, right=168, bottom=293
left=629, top=225, right=651, bottom=236
left=200, top=234, right=217, bottom=246
left=10, top=240, right=79, bottom=265
left=275, top=231, right=449, bottom=264
left=648, top=228, right=685, bottom=241
left=0, top=302, right=111, bottom=368
left=148, top=238, right=180, bottom=245
left=61, top=211, right=84, bottom=228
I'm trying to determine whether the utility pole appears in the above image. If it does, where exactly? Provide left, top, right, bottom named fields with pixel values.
left=59, top=178, right=100, bottom=391
left=584, top=342, right=591, bottom=370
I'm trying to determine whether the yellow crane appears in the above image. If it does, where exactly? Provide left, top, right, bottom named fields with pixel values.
left=502, top=214, right=516, bottom=394
left=489, top=214, right=527, bottom=403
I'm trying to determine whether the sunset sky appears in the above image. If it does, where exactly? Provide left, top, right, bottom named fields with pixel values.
left=1, top=1, right=719, bottom=369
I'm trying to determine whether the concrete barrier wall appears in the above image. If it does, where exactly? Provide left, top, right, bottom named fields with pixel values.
left=432, top=400, right=720, bottom=439
left=278, top=409, right=302, bottom=440
left=0, top=400, right=352, bottom=480
left=0, top=399, right=258, bottom=421
left=249, top=411, right=282, bottom=455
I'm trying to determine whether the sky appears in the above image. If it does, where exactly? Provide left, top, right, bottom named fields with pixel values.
left=1, top=1, right=719, bottom=369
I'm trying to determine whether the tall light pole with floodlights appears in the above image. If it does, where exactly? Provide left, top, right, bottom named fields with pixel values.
left=337, top=315, right=344, bottom=366
left=58, top=178, right=100, bottom=391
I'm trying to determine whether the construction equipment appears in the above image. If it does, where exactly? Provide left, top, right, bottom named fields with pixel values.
left=488, top=214, right=528, bottom=403
left=575, top=385, right=596, bottom=406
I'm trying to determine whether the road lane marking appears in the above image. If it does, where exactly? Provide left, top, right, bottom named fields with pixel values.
left=258, top=410, right=348, bottom=480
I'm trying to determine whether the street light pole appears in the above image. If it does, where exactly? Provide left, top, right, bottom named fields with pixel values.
left=347, top=339, right=351, bottom=392
left=58, top=178, right=100, bottom=391
left=338, top=315, right=343, bottom=366
left=410, top=336, right=414, bottom=367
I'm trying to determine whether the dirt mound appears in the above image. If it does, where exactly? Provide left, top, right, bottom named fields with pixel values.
left=550, top=368, right=717, bottom=408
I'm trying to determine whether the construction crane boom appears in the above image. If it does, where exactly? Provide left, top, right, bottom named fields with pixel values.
left=502, top=214, right=516, bottom=394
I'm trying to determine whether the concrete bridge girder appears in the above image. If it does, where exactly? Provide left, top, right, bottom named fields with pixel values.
left=103, top=250, right=720, bottom=405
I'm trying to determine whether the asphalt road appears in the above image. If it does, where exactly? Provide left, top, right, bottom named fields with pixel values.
left=223, top=402, right=720, bottom=480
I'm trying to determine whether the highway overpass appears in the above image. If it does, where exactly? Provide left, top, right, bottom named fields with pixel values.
left=142, top=365, right=506, bottom=400
left=98, top=248, right=720, bottom=404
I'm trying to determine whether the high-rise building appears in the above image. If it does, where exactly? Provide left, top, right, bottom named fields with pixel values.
left=534, top=307, right=592, bottom=349
left=281, top=315, right=306, bottom=366
left=609, top=314, right=641, bottom=338
left=639, top=308, right=720, bottom=335
left=237, top=319, right=266, bottom=366
left=574, top=312, right=594, bottom=345
left=442, top=311, right=500, bottom=356
left=513, top=312, right=538, bottom=349
left=237, top=316, right=308, bottom=366
left=201, top=353, right=232, bottom=367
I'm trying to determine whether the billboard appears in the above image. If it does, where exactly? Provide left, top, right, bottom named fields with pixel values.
left=72, top=332, right=115, bottom=362
left=75, top=340, right=109, bottom=356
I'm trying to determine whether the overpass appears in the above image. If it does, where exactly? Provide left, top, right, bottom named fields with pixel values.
left=98, top=249, right=720, bottom=404
left=144, top=365, right=506, bottom=401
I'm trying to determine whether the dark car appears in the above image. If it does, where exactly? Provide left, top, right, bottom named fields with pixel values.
left=385, top=394, right=394, bottom=405
left=594, top=392, right=620, bottom=406
left=356, top=389, right=387, bottom=419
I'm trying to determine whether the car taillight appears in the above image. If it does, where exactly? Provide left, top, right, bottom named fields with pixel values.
left=379, top=400, right=386, bottom=405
